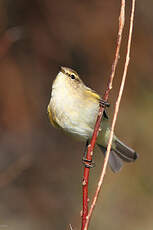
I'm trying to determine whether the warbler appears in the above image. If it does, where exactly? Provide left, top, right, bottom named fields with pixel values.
left=47, top=67, right=138, bottom=172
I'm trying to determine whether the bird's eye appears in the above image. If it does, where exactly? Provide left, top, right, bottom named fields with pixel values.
left=70, top=74, right=75, bottom=80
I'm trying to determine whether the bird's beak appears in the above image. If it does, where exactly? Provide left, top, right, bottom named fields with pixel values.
left=60, top=66, right=65, bottom=74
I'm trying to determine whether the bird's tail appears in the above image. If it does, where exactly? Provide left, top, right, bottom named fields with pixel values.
left=114, top=138, right=138, bottom=162
left=98, top=139, right=138, bottom=173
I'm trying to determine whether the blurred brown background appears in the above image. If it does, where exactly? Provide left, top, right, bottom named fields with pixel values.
left=0, top=0, right=153, bottom=229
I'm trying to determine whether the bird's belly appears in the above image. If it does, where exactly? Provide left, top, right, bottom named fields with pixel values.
left=63, top=110, right=97, bottom=141
left=50, top=91, right=99, bottom=141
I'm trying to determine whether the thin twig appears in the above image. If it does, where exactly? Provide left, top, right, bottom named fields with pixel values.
left=81, top=1, right=125, bottom=230
left=84, top=0, right=136, bottom=229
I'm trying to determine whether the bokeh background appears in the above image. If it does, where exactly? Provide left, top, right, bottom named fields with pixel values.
left=0, top=0, right=153, bottom=229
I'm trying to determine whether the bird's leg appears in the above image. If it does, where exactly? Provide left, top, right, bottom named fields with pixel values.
left=82, top=140, right=90, bottom=161
left=82, top=140, right=95, bottom=168
left=99, top=99, right=110, bottom=108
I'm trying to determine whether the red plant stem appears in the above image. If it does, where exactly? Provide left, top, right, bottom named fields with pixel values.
left=81, top=1, right=125, bottom=230
left=84, top=0, right=136, bottom=229
left=81, top=106, right=104, bottom=230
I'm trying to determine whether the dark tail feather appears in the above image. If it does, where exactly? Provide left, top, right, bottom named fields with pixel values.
left=114, top=139, right=138, bottom=162
left=108, top=151, right=123, bottom=173
left=98, top=140, right=139, bottom=173
left=98, top=145, right=123, bottom=173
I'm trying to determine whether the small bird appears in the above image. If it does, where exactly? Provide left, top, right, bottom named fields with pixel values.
left=47, top=67, right=138, bottom=172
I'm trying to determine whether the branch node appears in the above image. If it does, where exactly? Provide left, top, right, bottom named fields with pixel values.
left=82, top=179, right=87, bottom=186
left=98, top=111, right=102, bottom=116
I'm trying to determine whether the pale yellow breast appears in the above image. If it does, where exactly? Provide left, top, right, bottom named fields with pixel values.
left=48, top=72, right=100, bottom=140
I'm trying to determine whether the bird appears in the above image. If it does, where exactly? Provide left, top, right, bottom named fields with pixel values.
left=47, top=67, right=138, bottom=172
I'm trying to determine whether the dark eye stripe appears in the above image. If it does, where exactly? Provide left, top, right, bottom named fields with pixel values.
left=65, top=72, right=80, bottom=82
left=66, top=72, right=76, bottom=79
left=70, top=74, right=75, bottom=79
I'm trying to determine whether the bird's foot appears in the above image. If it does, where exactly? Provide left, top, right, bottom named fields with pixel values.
left=82, top=157, right=95, bottom=168
left=99, top=99, right=110, bottom=108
